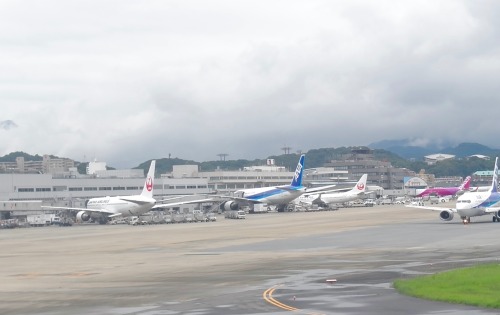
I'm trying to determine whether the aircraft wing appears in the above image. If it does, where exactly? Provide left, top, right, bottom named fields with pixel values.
left=152, top=198, right=214, bottom=209
left=302, top=187, right=352, bottom=196
left=484, top=207, right=500, bottom=213
left=119, top=198, right=155, bottom=205
left=405, top=205, right=457, bottom=212
left=303, top=185, right=337, bottom=193
left=40, top=206, right=115, bottom=215
left=211, top=195, right=263, bottom=204
left=157, top=195, right=190, bottom=203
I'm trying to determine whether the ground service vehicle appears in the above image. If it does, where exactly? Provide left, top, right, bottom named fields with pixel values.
left=225, top=210, right=246, bottom=219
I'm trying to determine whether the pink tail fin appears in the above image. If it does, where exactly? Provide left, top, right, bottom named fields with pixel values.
left=459, top=176, right=471, bottom=190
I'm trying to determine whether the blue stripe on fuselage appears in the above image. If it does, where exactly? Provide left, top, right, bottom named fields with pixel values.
left=478, top=192, right=500, bottom=208
left=245, top=186, right=303, bottom=201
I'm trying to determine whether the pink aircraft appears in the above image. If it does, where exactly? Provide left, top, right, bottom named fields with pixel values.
left=415, top=176, right=471, bottom=198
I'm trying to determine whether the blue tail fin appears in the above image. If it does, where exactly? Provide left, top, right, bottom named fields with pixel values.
left=491, top=157, right=498, bottom=193
left=290, top=154, right=305, bottom=187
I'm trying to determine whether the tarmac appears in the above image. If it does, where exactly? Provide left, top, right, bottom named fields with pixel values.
left=0, top=204, right=499, bottom=315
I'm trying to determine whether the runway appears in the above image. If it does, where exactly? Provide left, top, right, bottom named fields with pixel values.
left=0, top=205, right=499, bottom=314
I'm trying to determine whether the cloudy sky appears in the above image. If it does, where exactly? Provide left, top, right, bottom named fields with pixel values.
left=1, top=1, right=500, bottom=168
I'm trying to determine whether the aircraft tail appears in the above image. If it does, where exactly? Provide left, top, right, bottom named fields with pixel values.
left=351, top=174, right=368, bottom=194
left=290, top=154, right=305, bottom=187
left=458, top=176, right=471, bottom=191
left=141, top=160, right=156, bottom=198
left=490, top=157, right=498, bottom=193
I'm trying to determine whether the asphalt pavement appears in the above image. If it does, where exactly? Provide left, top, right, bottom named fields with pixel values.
left=0, top=205, right=498, bottom=315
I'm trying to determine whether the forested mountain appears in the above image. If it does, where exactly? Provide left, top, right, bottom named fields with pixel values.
left=0, top=151, right=45, bottom=162
left=2, top=146, right=498, bottom=178
left=369, top=140, right=500, bottom=160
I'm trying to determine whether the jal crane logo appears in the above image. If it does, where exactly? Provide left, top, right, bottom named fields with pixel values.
left=146, top=177, right=153, bottom=192
left=357, top=183, right=365, bottom=191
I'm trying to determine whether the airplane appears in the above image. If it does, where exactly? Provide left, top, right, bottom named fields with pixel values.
left=42, top=160, right=212, bottom=224
left=217, top=155, right=339, bottom=212
left=219, top=154, right=309, bottom=212
left=414, top=176, right=471, bottom=198
left=295, top=174, right=368, bottom=207
left=406, top=157, right=500, bottom=224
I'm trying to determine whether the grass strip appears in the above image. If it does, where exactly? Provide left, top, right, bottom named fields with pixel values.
left=394, top=263, right=500, bottom=309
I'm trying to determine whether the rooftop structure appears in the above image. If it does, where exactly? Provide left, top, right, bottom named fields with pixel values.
left=424, top=154, right=455, bottom=165
left=467, top=154, right=491, bottom=160
left=0, top=155, right=75, bottom=174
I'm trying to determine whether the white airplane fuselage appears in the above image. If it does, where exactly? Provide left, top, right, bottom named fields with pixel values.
left=86, top=196, right=156, bottom=217
left=456, top=191, right=500, bottom=218
left=235, top=187, right=304, bottom=205
left=321, top=192, right=362, bottom=204
left=297, top=191, right=362, bottom=205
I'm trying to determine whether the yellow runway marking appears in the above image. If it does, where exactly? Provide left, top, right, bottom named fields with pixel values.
left=263, top=286, right=298, bottom=311
left=263, top=285, right=326, bottom=315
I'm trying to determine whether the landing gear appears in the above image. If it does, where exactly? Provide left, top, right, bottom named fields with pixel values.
left=98, top=217, right=109, bottom=225
left=276, top=204, right=287, bottom=212
left=494, top=216, right=498, bottom=223
left=461, top=216, right=470, bottom=225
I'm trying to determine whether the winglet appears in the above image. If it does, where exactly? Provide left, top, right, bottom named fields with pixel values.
left=141, top=160, right=156, bottom=198
left=351, top=174, right=368, bottom=193
left=458, top=176, right=471, bottom=191
left=290, top=154, right=305, bottom=187
left=490, top=157, right=498, bottom=193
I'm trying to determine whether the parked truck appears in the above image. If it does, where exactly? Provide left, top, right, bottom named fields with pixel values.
left=173, top=213, right=187, bottom=223
left=51, top=216, right=73, bottom=226
left=206, top=213, right=217, bottom=222
left=26, top=214, right=56, bottom=227
left=250, top=204, right=269, bottom=213
left=225, top=210, right=246, bottom=219
left=193, top=210, right=207, bottom=222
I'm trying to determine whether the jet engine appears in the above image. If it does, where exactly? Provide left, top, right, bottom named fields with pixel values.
left=220, top=201, right=239, bottom=211
left=439, top=210, right=454, bottom=221
left=312, top=195, right=328, bottom=208
left=76, top=211, right=91, bottom=222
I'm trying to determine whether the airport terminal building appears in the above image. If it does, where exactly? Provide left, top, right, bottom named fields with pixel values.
left=0, top=152, right=421, bottom=220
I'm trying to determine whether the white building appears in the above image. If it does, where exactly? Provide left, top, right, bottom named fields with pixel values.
left=0, top=155, right=75, bottom=174
left=0, top=173, right=210, bottom=204
left=424, top=154, right=455, bottom=165
left=467, top=154, right=490, bottom=160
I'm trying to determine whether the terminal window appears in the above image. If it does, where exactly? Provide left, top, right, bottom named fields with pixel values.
left=18, top=188, right=35, bottom=192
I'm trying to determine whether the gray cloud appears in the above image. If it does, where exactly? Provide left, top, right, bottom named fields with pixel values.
left=1, top=1, right=500, bottom=167
left=0, top=120, right=18, bottom=130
